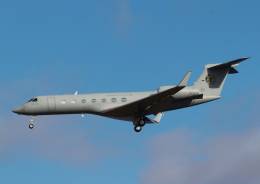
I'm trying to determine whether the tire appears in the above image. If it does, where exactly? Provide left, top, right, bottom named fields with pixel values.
left=29, top=123, right=34, bottom=129
left=134, top=126, right=142, bottom=133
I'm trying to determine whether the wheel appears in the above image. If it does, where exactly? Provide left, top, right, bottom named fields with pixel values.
left=139, top=120, right=145, bottom=127
left=29, top=123, right=34, bottom=129
left=134, top=126, right=142, bottom=133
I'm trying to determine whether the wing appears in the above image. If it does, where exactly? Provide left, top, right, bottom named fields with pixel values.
left=103, top=71, right=191, bottom=118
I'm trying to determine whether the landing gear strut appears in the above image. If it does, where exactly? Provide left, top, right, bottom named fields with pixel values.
left=133, top=117, right=146, bottom=133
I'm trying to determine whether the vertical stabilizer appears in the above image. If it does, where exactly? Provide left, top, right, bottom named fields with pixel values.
left=193, top=57, right=249, bottom=97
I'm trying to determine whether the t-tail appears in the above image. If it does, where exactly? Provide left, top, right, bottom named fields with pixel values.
left=193, top=57, right=249, bottom=98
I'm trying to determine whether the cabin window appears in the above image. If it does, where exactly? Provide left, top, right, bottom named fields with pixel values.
left=71, top=100, right=76, bottom=104
left=121, top=98, right=127, bottom=102
left=111, top=98, right=117, bottom=103
left=60, top=100, right=66, bottom=104
left=101, top=98, right=106, bottom=103
left=81, top=99, right=87, bottom=103
left=91, top=99, right=97, bottom=103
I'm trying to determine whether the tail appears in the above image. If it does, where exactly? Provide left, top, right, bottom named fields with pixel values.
left=193, top=57, right=249, bottom=97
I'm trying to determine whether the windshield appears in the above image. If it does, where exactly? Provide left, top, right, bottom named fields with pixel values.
left=28, top=98, right=38, bottom=103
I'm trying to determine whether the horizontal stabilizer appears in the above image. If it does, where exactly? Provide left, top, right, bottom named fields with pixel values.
left=208, top=57, right=249, bottom=74
left=229, top=67, right=239, bottom=74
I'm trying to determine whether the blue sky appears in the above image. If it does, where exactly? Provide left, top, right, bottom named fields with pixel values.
left=0, top=0, right=259, bottom=184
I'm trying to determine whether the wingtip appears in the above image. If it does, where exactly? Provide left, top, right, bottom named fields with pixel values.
left=238, top=57, right=250, bottom=62
left=232, top=57, right=250, bottom=67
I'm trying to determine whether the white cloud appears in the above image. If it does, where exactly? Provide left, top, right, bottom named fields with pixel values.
left=141, top=128, right=260, bottom=184
left=116, top=0, right=133, bottom=34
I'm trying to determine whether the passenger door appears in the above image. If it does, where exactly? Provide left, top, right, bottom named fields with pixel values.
left=47, top=96, right=56, bottom=112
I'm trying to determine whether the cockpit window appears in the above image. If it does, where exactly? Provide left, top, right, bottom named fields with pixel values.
left=28, top=98, right=38, bottom=102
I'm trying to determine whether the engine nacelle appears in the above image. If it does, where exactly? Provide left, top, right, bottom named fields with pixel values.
left=173, top=89, right=202, bottom=99
left=158, top=86, right=202, bottom=100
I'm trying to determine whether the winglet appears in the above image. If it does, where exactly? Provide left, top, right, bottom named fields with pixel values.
left=179, top=71, right=192, bottom=86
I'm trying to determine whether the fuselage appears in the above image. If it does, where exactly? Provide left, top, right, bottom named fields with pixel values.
left=13, top=86, right=219, bottom=121
left=12, top=57, right=248, bottom=132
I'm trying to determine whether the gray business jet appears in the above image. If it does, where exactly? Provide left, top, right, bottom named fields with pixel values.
left=13, top=58, right=248, bottom=132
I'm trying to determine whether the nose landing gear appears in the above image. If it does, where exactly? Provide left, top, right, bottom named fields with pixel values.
left=28, top=118, right=35, bottom=130
left=29, top=123, right=34, bottom=129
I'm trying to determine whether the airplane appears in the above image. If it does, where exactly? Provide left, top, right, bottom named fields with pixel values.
left=13, top=57, right=249, bottom=132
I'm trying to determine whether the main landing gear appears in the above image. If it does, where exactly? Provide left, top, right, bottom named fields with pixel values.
left=134, top=126, right=142, bottom=133
left=133, top=118, right=146, bottom=133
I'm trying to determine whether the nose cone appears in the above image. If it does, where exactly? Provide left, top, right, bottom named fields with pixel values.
left=12, top=106, right=25, bottom=114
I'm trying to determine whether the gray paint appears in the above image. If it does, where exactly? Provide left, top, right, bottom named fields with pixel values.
left=13, top=57, right=249, bottom=132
